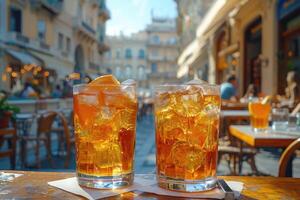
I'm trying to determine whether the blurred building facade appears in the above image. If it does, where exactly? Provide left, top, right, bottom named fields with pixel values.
left=177, top=0, right=300, bottom=96
left=146, top=17, right=179, bottom=89
left=0, top=0, right=110, bottom=92
left=175, top=0, right=215, bottom=52
left=103, top=17, right=179, bottom=92
left=103, top=32, right=148, bottom=88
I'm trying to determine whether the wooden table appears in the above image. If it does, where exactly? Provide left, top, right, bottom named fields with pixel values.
left=221, top=102, right=248, bottom=110
left=229, top=125, right=299, bottom=148
left=220, top=110, right=250, bottom=138
left=221, top=110, right=249, bottom=120
left=1, top=171, right=300, bottom=199
left=229, top=125, right=300, bottom=175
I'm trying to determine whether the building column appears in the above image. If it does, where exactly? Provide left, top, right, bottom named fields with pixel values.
left=208, top=36, right=216, bottom=84
left=261, top=0, right=277, bottom=95
left=0, top=0, right=7, bottom=36
left=0, top=49, right=9, bottom=91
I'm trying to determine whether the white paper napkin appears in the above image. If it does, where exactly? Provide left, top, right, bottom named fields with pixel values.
left=0, top=172, right=23, bottom=181
left=138, top=180, right=244, bottom=199
left=48, top=174, right=157, bottom=199
left=48, top=174, right=243, bottom=200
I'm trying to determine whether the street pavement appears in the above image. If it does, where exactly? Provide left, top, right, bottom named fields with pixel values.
left=0, top=113, right=300, bottom=177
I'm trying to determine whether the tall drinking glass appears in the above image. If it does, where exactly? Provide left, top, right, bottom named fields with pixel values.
left=154, top=83, right=221, bottom=192
left=73, top=81, right=137, bottom=189
left=248, top=99, right=271, bottom=132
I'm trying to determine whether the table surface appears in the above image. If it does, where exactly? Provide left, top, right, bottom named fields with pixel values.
left=229, top=125, right=300, bottom=147
left=1, top=171, right=300, bottom=199
left=221, top=110, right=249, bottom=117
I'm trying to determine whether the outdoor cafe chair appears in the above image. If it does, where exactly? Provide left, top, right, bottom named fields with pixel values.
left=54, top=112, right=75, bottom=168
left=278, top=138, right=300, bottom=177
left=218, top=116, right=258, bottom=175
left=0, top=127, right=17, bottom=169
left=52, top=110, right=74, bottom=156
left=22, top=111, right=57, bottom=168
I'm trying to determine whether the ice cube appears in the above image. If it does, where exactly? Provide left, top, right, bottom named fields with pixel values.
left=115, top=108, right=136, bottom=130
left=78, top=93, right=98, bottom=106
left=93, top=141, right=122, bottom=171
left=169, top=142, right=205, bottom=173
left=121, top=79, right=136, bottom=100
left=176, top=92, right=203, bottom=117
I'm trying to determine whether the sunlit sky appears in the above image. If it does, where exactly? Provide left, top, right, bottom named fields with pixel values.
left=106, top=0, right=177, bottom=36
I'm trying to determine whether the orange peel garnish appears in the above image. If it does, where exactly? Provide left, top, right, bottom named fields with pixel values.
left=262, top=95, right=272, bottom=104
left=89, top=74, right=120, bottom=85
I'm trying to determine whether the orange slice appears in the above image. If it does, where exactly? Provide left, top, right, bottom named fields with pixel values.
left=89, top=74, right=120, bottom=85
left=261, top=95, right=271, bottom=104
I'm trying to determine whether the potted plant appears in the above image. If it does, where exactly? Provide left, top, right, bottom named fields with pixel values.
left=0, top=94, right=20, bottom=128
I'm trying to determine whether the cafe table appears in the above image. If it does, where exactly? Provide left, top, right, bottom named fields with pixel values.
left=15, top=113, right=35, bottom=168
left=229, top=125, right=300, bottom=175
left=1, top=170, right=300, bottom=199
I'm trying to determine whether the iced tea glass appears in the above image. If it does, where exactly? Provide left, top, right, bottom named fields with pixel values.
left=248, top=99, right=271, bottom=132
left=155, top=83, right=221, bottom=192
left=73, top=82, right=137, bottom=189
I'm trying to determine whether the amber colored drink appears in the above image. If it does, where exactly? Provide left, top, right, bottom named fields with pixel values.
left=73, top=75, right=137, bottom=189
left=248, top=102, right=271, bottom=131
left=155, top=84, right=221, bottom=192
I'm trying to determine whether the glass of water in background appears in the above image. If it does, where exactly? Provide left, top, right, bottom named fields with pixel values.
left=296, top=113, right=300, bottom=131
left=272, top=108, right=289, bottom=131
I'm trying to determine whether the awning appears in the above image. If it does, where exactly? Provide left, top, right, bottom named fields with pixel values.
left=196, top=0, right=248, bottom=38
left=177, top=39, right=207, bottom=78
left=177, top=40, right=201, bottom=78
left=30, top=51, right=74, bottom=79
left=6, top=49, right=42, bottom=66
left=218, top=43, right=239, bottom=57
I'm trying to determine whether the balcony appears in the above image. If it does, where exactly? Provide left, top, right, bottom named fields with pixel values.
left=148, top=72, right=177, bottom=79
left=98, top=41, right=110, bottom=54
left=31, top=0, right=63, bottom=15
left=2, top=32, right=54, bottom=55
left=73, top=17, right=97, bottom=42
left=39, top=40, right=50, bottom=51
left=98, top=8, right=111, bottom=20
left=98, top=0, right=110, bottom=20
left=147, top=55, right=176, bottom=63
left=4, top=32, right=30, bottom=47
left=147, top=40, right=178, bottom=47
left=89, top=62, right=100, bottom=71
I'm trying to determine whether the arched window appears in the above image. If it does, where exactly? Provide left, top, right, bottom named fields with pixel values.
left=152, top=35, right=160, bottom=44
left=115, top=66, right=122, bottom=79
left=151, top=63, right=157, bottom=73
left=116, top=50, right=121, bottom=59
left=106, top=50, right=112, bottom=59
left=138, top=49, right=145, bottom=59
left=125, top=48, right=132, bottom=59
left=125, top=65, right=132, bottom=79
left=138, top=65, right=145, bottom=80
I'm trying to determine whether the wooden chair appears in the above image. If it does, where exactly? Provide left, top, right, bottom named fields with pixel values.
left=23, top=111, right=57, bottom=168
left=0, top=128, right=17, bottom=169
left=278, top=138, right=300, bottom=177
left=218, top=117, right=258, bottom=175
left=55, top=112, right=75, bottom=168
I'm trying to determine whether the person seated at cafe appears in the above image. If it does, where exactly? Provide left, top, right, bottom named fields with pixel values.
left=240, top=84, right=255, bottom=103
left=51, top=85, right=63, bottom=98
left=221, top=74, right=238, bottom=101
left=20, top=81, right=38, bottom=99
left=277, top=71, right=299, bottom=108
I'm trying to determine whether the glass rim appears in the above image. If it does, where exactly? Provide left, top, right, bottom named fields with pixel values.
left=73, top=83, right=137, bottom=88
left=154, top=83, right=220, bottom=89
